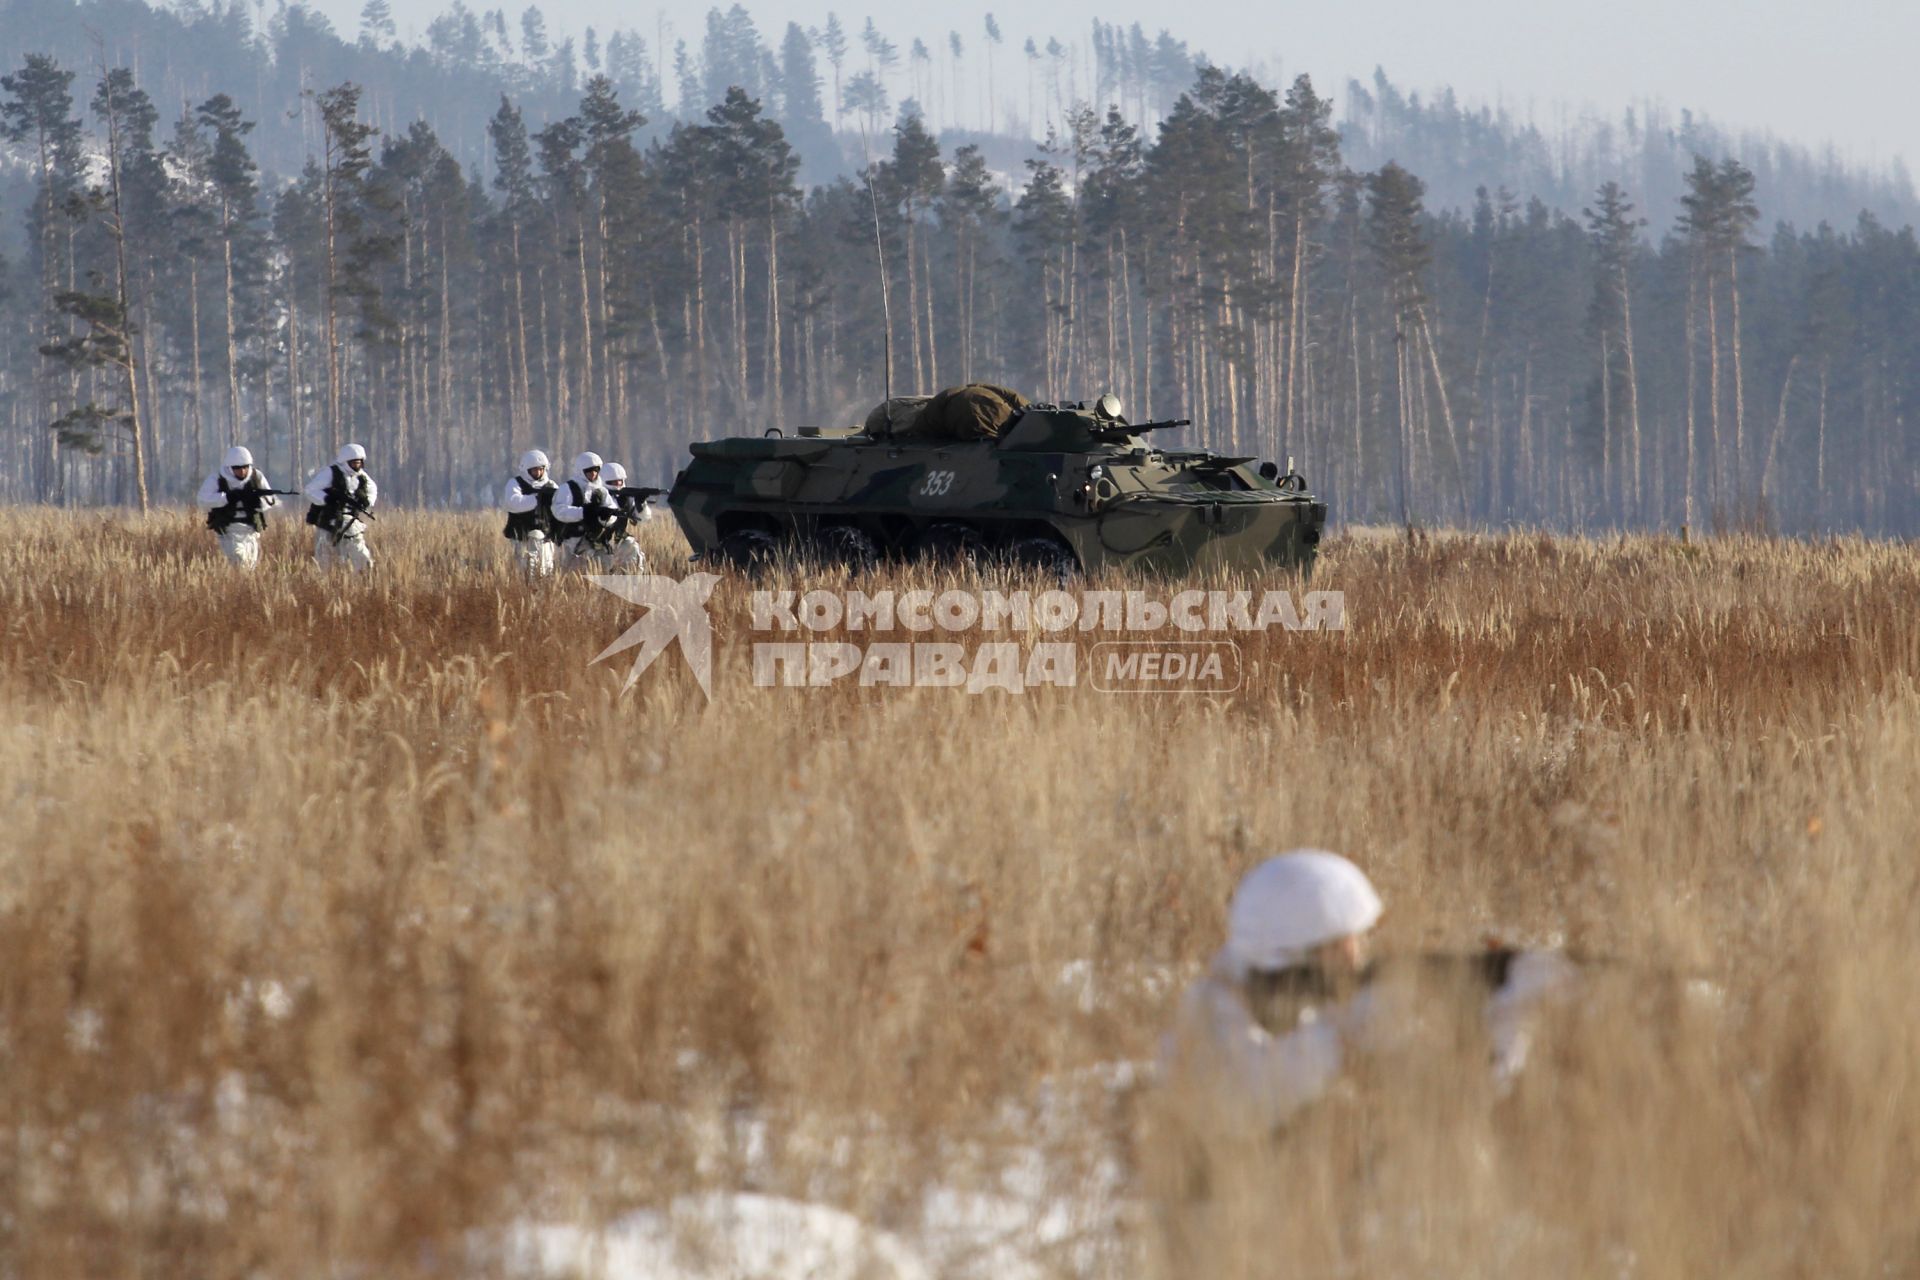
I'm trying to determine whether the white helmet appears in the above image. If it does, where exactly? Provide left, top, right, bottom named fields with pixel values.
left=519, top=449, right=550, bottom=476
left=603, top=462, right=627, bottom=485
left=1225, top=850, right=1383, bottom=974
left=572, top=451, right=603, bottom=475
left=223, top=445, right=254, bottom=470
left=337, top=442, right=368, bottom=467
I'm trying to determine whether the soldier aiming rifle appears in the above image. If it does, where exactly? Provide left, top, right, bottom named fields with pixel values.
left=600, top=462, right=658, bottom=571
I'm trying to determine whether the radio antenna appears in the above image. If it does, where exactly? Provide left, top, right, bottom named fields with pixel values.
left=859, top=120, right=894, bottom=431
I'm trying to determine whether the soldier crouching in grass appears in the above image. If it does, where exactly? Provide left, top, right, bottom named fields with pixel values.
left=1149, top=849, right=1577, bottom=1274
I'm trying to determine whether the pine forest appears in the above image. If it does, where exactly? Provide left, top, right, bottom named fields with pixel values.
left=3, top=0, right=1918, bottom=533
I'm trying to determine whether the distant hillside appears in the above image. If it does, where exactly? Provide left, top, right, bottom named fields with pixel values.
left=1338, top=70, right=1919, bottom=235
left=7, top=0, right=1920, bottom=536
left=2, top=0, right=1911, bottom=238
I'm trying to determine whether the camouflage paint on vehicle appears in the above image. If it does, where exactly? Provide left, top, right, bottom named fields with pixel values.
left=666, top=401, right=1328, bottom=575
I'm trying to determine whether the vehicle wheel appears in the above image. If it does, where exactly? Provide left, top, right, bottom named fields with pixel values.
left=814, top=525, right=880, bottom=572
left=913, top=522, right=987, bottom=567
left=1004, top=535, right=1080, bottom=581
left=713, top=528, right=780, bottom=574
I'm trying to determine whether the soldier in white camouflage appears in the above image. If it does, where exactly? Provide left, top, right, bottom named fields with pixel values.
left=197, top=446, right=282, bottom=570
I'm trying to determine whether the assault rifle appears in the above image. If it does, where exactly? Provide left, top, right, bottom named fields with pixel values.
left=322, top=493, right=377, bottom=544
left=611, top=485, right=666, bottom=508
left=1236, top=945, right=1606, bottom=1035
left=603, top=486, right=665, bottom=538
left=232, top=486, right=301, bottom=505
left=212, top=486, right=299, bottom=531
left=572, top=500, right=626, bottom=547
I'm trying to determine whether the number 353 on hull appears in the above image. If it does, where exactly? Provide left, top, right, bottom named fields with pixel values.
left=665, top=389, right=1328, bottom=576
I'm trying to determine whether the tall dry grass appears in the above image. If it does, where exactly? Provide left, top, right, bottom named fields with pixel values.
left=0, top=509, right=1916, bottom=1277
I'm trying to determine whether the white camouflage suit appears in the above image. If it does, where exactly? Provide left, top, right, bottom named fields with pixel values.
left=600, top=461, right=650, bottom=572
left=196, top=446, right=276, bottom=569
left=551, top=451, right=618, bottom=573
left=502, top=448, right=559, bottom=578
left=1161, top=852, right=1576, bottom=1133
left=304, top=442, right=378, bottom=572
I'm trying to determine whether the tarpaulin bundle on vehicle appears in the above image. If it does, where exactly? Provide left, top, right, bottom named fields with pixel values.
left=862, top=383, right=1030, bottom=440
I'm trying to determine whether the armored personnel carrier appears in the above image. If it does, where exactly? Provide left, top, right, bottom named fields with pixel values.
left=666, top=385, right=1327, bottom=575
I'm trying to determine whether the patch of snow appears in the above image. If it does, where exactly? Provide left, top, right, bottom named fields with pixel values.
left=500, top=1193, right=931, bottom=1280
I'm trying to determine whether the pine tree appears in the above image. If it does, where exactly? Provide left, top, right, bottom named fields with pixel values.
left=1016, top=157, right=1073, bottom=393
left=941, top=143, right=1001, bottom=381
left=39, top=67, right=163, bottom=508
left=1367, top=161, right=1459, bottom=522
left=2, top=54, right=85, bottom=498
left=702, top=4, right=764, bottom=105
left=879, top=108, right=942, bottom=391
left=580, top=75, right=647, bottom=432
left=359, top=0, right=396, bottom=49
left=817, top=14, right=849, bottom=131
left=982, top=14, right=1002, bottom=135
left=313, top=82, right=381, bottom=453
left=519, top=6, right=548, bottom=63
left=1277, top=75, right=1340, bottom=454
left=777, top=22, right=833, bottom=173
left=201, top=97, right=264, bottom=447
left=843, top=72, right=887, bottom=137
left=489, top=95, right=539, bottom=440
left=1584, top=181, right=1645, bottom=516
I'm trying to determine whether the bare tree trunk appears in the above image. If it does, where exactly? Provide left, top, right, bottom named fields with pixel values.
left=322, top=127, right=342, bottom=455
left=576, top=219, right=596, bottom=435
left=1683, top=267, right=1698, bottom=534
left=1598, top=330, right=1613, bottom=516
left=220, top=195, right=243, bottom=450
left=767, top=217, right=783, bottom=424
left=922, top=220, right=938, bottom=390
left=1706, top=272, right=1722, bottom=518
left=439, top=226, right=454, bottom=503
left=288, top=280, right=304, bottom=480
left=691, top=219, right=708, bottom=421
left=98, top=75, right=150, bottom=511
left=1120, top=230, right=1136, bottom=412
left=1758, top=355, right=1798, bottom=509
left=904, top=213, right=924, bottom=391
left=1729, top=245, right=1747, bottom=505
left=1285, top=208, right=1308, bottom=456
left=1620, top=262, right=1643, bottom=522
left=1393, top=313, right=1411, bottom=527
left=189, top=259, right=205, bottom=472
left=1414, top=306, right=1464, bottom=518
left=1815, top=361, right=1828, bottom=528
left=509, top=221, right=532, bottom=438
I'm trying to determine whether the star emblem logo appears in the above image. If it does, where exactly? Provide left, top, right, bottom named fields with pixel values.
left=587, top=573, right=722, bottom=698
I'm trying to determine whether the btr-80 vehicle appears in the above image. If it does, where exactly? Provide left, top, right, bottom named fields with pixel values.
left=666, top=385, right=1327, bottom=576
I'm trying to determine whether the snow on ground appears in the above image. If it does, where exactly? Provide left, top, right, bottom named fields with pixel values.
left=502, top=1195, right=933, bottom=1280
left=493, top=1056, right=1148, bottom=1280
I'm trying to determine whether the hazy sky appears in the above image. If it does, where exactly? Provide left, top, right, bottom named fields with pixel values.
left=334, top=0, right=1916, bottom=172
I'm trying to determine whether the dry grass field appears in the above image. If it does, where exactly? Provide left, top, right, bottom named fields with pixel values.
left=2, top=509, right=1917, bottom=1278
